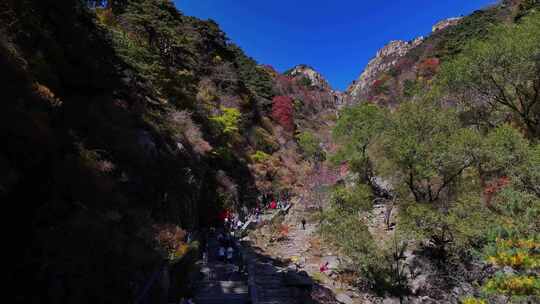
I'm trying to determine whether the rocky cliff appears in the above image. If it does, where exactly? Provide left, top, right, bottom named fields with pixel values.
left=432, top=17, right=463, bottom=32
left=344, top=38, right=423, bottom=106
left=343, top=1, right=533, bottom=107
left=285, top=64, right=332, bottom=90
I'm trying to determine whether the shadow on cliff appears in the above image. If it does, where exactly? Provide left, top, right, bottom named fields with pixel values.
left=1, top=1, right=258, bottom=303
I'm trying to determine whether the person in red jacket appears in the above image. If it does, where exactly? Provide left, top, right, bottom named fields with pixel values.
left=319, top=262, right=329, bottom=273
left=270, top=200, right=277, bottom=209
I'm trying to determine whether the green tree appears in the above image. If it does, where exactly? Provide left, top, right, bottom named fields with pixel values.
left=381, top=99, right=477, bottom=203
left=330, top=184, right=373, bottom=213
left=228, top=43, right=274, bottom=101
left=296, top=131, right=325, bottom=162
left=438, top=12, right=540, bottom=139
left=511, top=143, right=540, bottom=198
left=332, top=103, right=388, bottom=183
left=320, top=206, right=377, bottom=274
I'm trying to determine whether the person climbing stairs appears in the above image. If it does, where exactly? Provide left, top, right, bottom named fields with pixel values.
left=193, top=229, right=250, bottom=304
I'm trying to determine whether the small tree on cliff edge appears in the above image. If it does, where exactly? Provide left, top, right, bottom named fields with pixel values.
left=272, top=95, right=294, bottom=132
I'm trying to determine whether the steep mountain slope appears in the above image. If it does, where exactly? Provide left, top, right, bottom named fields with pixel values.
left=344, top=0, right=540, bottom=107
left=321, top=1, right=540, bottom=303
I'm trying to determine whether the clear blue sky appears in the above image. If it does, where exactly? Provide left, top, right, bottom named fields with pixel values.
left=175, top=0, right=495, bottom=90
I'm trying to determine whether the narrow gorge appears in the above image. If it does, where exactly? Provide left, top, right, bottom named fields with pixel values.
left=2, top=1, right=539, bottom=303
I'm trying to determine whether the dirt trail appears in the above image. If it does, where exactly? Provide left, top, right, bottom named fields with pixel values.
left=251, top=202, right=376, bottom=304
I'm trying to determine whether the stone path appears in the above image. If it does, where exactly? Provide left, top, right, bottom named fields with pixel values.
left=243, top=244, right=315, bottom=304
left=194, top=231, right=249, bottom=304
left=253, top=203, right=369, bottom=304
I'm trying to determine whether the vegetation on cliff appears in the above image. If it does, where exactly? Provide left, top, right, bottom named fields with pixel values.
left=325, top=7, right=540, bottom=302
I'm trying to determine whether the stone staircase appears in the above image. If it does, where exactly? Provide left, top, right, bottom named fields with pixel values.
left=194, top=233, right=250, bottom=304
left=194, top=280, right=249, bottom=304
left=194, top=206, right=308, bottom=304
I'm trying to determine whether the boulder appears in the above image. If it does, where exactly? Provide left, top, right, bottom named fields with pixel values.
left=322, top=255, right=340, bottom=270
left=383, top=297, right=401, bottom=304
left=410, top=274, right=429, bottom=295
left=335, top=292, right=354, bottom=304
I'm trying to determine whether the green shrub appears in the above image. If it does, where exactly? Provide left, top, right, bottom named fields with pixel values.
left=402, top=79, right=422, bottom=97
left=253, top=127, right=279, bottom=153
left=228, top=44, right=274, bottom=101
left=251, top=150, right=270, bottom=163
left=484, top=274, right=540, bottom=298
left=296, top=131, right=325, bottom=162
left=210, top=107, right=241, bottom=136
left=297, top=76, right=312, bottom=87
left=330, top=184, right=373, bottom=213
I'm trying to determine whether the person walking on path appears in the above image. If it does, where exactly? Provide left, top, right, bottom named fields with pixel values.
left=226, top=246, right=234, bottom=263
left=301, top=218, right=306, bottom=230
left=320, top=261, right=329, bottom=273
left=218, top=246, right=225, bottom=261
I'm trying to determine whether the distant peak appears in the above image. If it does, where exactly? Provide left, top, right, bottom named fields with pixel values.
left=284, top=64, right=332, bottom=90
left=284, top=64, right=316, bottom=75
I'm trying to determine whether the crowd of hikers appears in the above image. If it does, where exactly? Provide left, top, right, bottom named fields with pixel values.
left=214, top=195, right=293, bottom=262
left=183, top=195, right=297, bottom=303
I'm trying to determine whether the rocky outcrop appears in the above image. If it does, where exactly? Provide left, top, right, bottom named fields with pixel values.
left=344, top=38, right=423, bottom=106
left=272, top=64, right=343, bottom=133
left=432, top=17, right=462, bottom=32
left=286, top=64, right=332, bottom=90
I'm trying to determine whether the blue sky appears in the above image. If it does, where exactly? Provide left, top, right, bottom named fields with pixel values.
left=175, top=0, right=495, bottom=90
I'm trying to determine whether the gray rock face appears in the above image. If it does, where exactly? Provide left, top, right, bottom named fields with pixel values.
left=432, top=17, right=462, bottom=32
left=287, top=64, right=332, bottom=90
left=344, top=38, right=423, bottom=106
left=410, top=274, right=429, bottom=295
left=382, top=297, right=401, bottom=304
left=335, top=292, right=354, bottom=304
left=284, top=64, right=345, bottom=110
left=343, top=16, right=462, bottom=107
left=321, top=255, right=340, bottom=270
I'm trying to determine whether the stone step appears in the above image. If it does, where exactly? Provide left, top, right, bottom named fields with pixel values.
left=194, top=294, right=249, bottom=304
left=195, top=280, right=249, bottom=295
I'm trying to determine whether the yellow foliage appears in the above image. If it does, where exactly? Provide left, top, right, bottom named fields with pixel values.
left=489, top=238, right=540, bottom=269
left=95, top=8, right=117, bottom=27
left=172, top=243, right=190, bottom=259
left=461, top=297, right=486, bottom=304
left=210, top=107, right=241, bottom=135
left=485, top=275, right=540, bottom=296
left=251, top=151, right=271, bottom=163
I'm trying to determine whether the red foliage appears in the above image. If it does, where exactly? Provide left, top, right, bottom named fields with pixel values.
left=371, top=76, right=390, bottom=95
left=394, top=57, right=416, bottom=72
left=372, top=79, right=386, bottom=88
left=279, top=224, right=289, bottom=237
left=484, top=176, right=510, bottom=206
left=418, top=57, right=440, bottom=77
left=272, top=95, right=295, bottom=131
